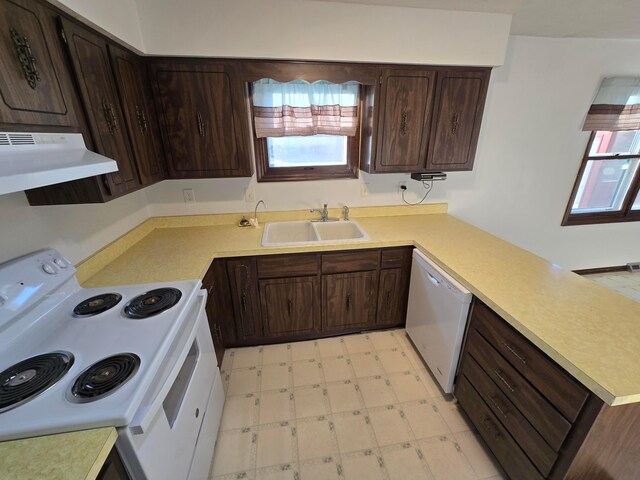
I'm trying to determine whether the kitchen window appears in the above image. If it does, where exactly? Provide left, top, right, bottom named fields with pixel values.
left=251, top=79, right=361, bottom=182
left=563, top=78, right=640, bottom=225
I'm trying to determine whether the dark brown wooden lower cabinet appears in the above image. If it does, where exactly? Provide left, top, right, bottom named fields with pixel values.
left=259, top=276, right=319, bottom=337
left=322, top=271, right=378, bottom=331
left=376, top=267, right=408, bottom=326
left=202, top=258, right=236, bottom=366
left=97, top=447, right=130, bottom=480
left=226, top=258, right=262, bottom=342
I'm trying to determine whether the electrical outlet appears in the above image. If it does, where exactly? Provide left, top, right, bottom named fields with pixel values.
left=244, top=186, right=255, bottom=203
left=360, top=183, right=369, bottom=196
left=398, top=181, right=407, bottom=193
left=183, top=188, right=196, bottom=203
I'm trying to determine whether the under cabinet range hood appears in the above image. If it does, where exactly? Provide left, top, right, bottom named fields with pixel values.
left=0, top=133, right=118, bottom=195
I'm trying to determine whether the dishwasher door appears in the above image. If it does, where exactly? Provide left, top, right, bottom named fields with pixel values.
left=405, top=250, right=472, bottom=394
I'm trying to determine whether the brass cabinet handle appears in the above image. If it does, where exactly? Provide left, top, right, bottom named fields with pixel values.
left=241, top=292, right=248, bottom=312
left=196, top=111, right=205, bottom=137
left=451, top=113, right=460, bottom=135
left=501, top=341, right=527, bottom=365
left=400, top=111, right=408, bottom=136
left=102, top=98, right=118, bottom=135
left=213, top=324, right=223, bottom=343
left=287, top=299, right=293, bottom=316
left=489, top=396, right=508, bottom=419
left=135, top=105, right=148, bottom=135
left=9, top=27, right=40, bottom=89
left=492, top=368, right=515, bottom=393
left=385, top=292, right=391, bottom=305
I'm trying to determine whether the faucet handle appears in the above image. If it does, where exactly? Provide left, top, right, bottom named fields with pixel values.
left=343, top=205, right=350, bottom=221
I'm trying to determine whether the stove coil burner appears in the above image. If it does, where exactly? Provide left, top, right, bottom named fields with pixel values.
left=0, top=351, right=74, bottom=413
left=70, top=353, right=140, bottom=402
left=73, top=293, right=122, bottom=317
left=124, top=288, right=182, bottom=319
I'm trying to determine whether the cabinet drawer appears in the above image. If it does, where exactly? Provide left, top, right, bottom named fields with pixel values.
left=467, top=328, right=571, bottom=451
left=322, top=250, right=380, bottom=274
left=380, top=247, right=410, bottom=269
left=471, top=301, right=588, bottom=422
left=456, top=375, right=544, bottom=480
left=461, top=355, right=557, bottom=476
left=257, top=254, right=320, bottom=278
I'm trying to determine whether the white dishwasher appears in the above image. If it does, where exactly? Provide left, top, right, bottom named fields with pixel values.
left=405, top=249, right=472, bottom=394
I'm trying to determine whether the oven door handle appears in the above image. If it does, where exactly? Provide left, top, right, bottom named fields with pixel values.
left=129, top=289, right=207, bottom=435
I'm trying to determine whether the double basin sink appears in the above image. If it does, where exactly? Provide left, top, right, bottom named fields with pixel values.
left=262, top=220, right=369, bottom=247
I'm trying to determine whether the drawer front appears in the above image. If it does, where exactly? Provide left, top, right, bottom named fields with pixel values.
left=472, top=301, right=588, bottom=422
left=257, top=253, right=320, bottom=278
left=455, top=375, right=545, bottom=480
left=322, top=250, right=380, bottom=273
left=467, top=328, right=571, bottom=452
left=461, top=355, right=557, bottom=476
left=380, top=247, right=410, bottom=269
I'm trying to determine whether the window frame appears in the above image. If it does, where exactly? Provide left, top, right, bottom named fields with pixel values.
left=562, top=131, right=640, bottom=226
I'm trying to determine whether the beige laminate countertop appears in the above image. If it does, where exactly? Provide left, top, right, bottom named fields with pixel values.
left=0, top=428, right=117, bottom=480
left=78, top=206, right=640, bottom=407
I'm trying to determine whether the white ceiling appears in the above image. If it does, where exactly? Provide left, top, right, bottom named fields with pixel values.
left=312, top=0, right=640, bottom=39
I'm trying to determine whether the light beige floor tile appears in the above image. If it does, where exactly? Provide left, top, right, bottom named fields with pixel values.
left=403, top=345, right=427, bottom=370
left=321, top=356, right=354, bottom=383
left=221, top=349, right=234, bottom=372
left=212, top=472, right=256, bottom=480
left=326, top=381, right=364, bottom=413
left=262, top=344, right=291, bottom=365
left=296, top=416, right=338, bottom=460
left=332, top=412, right=377, bottom=453
left=293, top=385, right=330, bottom=419
left=419, top=435, right=476, bottom=480
left=377, top=349, right=414, bottom=373
left=254, top=464, right=298, bottom=480
left=227, top=368, right=260, bottom=396
left=292, top=359, right=323, bottom=387
left=340, top=451, right=386, bottom=480
left=432, top=396, right=472, bottom=433
left=261, top=363, right=291, bottom=391
left=317, top=337, right=347, bottom=357
left=381, top=443, right=435, bottom=480
left=358, top=376, right=396, bottom=408
left=416, top=368, right=444, bottom=398
left=291, top=340, right=318, bottom=361
left=395, top=330, right=412, bottom=346
left=368, top=406, right=413, bottom=446
left=369, top=331, right=400, bottom=351
left=220, top=393, right=259, bottom=430
left=388, top=371, right=429, bottom=403
left=233, top=347, right=262, bottom=369
left=455, top=430, right=502, bottom=479
left=299, top=458, right=342, bottom=480
left=350, top=353, right=385, bottom=378
left=256, top=423, right=297, bottom=468
left=402, top=400, right=450, bottom=439
left=344, top=334, right=373, bottom=354
left=259, top=389, right=294, bottom=424
left=211, top=428, right=257, bottom=476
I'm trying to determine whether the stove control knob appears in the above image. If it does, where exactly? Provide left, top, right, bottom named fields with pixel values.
left=53, top=257, right=68, bottom=269
left=42, top=263, right=57, bottom=275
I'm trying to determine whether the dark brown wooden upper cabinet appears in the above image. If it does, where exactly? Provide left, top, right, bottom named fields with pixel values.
left=149, top=62, right=252, bottom=178
left=426, top=69, right=490, bottom=171
left=59, top=17, right=139, bottom=197
left=373, top=69, right=436, bottom=173
left=0, top=0, right=81, bottom=130
left=108, top=44, right=165, bottom=186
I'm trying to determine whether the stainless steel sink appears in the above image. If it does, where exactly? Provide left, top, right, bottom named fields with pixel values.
left=261, top=220, right=369, bottom=247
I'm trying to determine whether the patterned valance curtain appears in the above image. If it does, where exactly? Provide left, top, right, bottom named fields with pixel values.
left=252, top=79, right=360, bottom=138
left=582, top=77, right=640, bottom=131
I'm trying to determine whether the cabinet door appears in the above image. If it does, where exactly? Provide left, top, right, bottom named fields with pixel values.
left=323, top=271, right=378, bottom=331
left=153, top=68, right=246, bottom=178
left=0, top=0, right=80, bottom=129
left=426, top=69, right=490, bottom=171
left=60, top=18, right=139, bottom=196
left=108, top=44, right=165, bottom=185
left=203, top=258, right=236, bottom=366
left=376, top=267, right=408, bottom=326
left=375, top=69, right=436, bottom=172
left=227, top=258, right=262, bottom=342
left=97, top=447, right=130, bottom=480
left=259, top=276, right=318, bottom=337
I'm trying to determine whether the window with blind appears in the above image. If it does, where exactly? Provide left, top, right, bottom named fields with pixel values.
left=250, top=79, right=361, bottom=182
left=563, top=78, right=640, bottom=225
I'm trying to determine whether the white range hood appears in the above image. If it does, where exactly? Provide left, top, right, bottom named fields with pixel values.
left=0, top=132, right=118, bottom=195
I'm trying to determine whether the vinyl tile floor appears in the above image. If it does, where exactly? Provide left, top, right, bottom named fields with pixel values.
left=209, top=329, right=505, bottom=480
left=586, top=271, right=640, bottom=302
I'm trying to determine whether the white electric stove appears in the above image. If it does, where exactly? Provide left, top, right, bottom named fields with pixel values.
left=0, top=249, right=225, bottom=480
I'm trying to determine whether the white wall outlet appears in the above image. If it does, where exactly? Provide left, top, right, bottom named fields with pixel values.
left=183, top=188, right=196, bottom=203
left=244, top=186, right=256, bottom=202
left=360, top=183, right=370, bottom=196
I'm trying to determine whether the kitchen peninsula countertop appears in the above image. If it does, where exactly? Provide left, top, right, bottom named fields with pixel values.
left=77, top=204, right=640, bottom=407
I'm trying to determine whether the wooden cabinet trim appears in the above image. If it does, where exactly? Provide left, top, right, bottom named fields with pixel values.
left=321, top=249, right=380, bottom=274
left=257, top=253, right=320, bottom=278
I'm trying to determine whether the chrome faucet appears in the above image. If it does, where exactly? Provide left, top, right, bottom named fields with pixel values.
left=310, top=204, right=329, bottom=222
